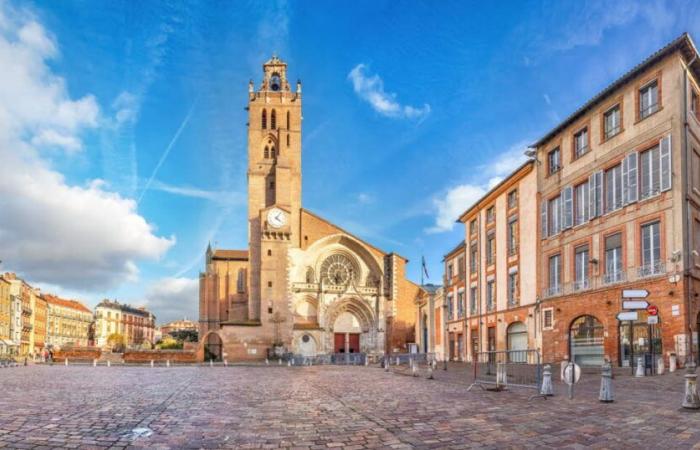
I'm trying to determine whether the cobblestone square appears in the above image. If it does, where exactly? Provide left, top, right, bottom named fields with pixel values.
left=0, top=365, right=699, bottom=449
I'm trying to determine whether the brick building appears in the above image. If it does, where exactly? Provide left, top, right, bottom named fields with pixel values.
left=534, top=33, right=700, bottom=368
left=44, top=294, right=93, bottom=348
left=443, top=242, right=467, bottom=360
left=199, top=56, right=421, bottom=361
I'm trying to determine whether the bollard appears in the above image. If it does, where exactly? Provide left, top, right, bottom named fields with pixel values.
left=166, top=360, right=170, bottom=367
left=657, top=357, right=665, bottom=375
left=65, top=358, right=68, bottom=366
left=384, top=358, right=389, bottom=372
left=567, top=361, right=575, bottom=400
left=412, top=362, right=418, bottom=377
left=93, top=359, right=97, bottom=367
left=210, top=359, right=213, bottom=367
left=682, top=361, right=700, bottom=409
left=265, top=358, right=269, bottom=365
left=365, top=357, right=369, bottom=367
left=287, top=360, right=291, bottom=367
left=278, top=358, right=281, bottom=365
left=107, top=360, right=111, bottom=367
left=635, top=357, right=645, bottom=377
left=599, top=361, right=614, bottom=403
left=540, top=364, right=554, bottom=396
left=427, top=364, right=434, bottom=380
left=150, top=360, right=154, bottom=368
left=496, top=363, right=507, bottom=390
left=224, top=360, right=228, bottom=367
left=395, top=357, right=400, bottom=366
left=670, top=354, right=677, bottom=373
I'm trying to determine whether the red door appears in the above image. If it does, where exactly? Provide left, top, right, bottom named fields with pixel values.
left=348, top=333, right=360, bottom=353
left=334, top=333, right=345, bottom=353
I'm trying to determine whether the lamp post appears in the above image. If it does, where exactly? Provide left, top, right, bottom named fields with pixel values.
left=443, top=302, right=448, bottom=371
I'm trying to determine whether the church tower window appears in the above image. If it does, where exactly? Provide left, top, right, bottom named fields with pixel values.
left=264, top=146, right=269, bottom=159
left=262, top=109, right=267, bottom=129
left=286, top=111, right=290, bottom=129
left=286, top=134, right=290, bottom=147
left=271, top=110, right=276, bottom=129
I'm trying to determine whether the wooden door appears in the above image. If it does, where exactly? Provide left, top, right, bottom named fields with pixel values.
left=334, top=333, right=345, bottom=353
left=348, top=333, right=360, bottom=353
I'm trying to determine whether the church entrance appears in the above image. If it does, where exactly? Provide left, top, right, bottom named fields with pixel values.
left=204, top=333, right=223, bottom=362
left=334, top=333, right=360, bottom=353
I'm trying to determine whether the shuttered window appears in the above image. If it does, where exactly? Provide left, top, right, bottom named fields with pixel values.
left=575, top=181, right=590, bottom=225
left=549, top=195, right=561, bottom=236
left=605, top=164, right=623, bottom=213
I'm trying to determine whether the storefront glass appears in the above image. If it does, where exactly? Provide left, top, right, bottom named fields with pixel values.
left=570, top=315, right=604, bottom=367
left=619, top=311, right=661, bottom=369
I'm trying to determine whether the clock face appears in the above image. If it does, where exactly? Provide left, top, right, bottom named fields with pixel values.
left=270, top=74, right=281, bottom=91
left=267, top=208, right=287, bottom=228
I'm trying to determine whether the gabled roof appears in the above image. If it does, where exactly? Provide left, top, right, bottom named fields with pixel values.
left=531, top=33, right=700, bottom=148
left=42, top=294, right=92, bottom=314
left=443, top=241, right=466, bottom=261
left=212, top=249, right=249, bottom=261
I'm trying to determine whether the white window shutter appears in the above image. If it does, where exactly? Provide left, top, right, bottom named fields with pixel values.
left=621, top=154, right=629, bottom=204
left=588, top=173, right=596, bottom=218
left=595, top=171, right=603, bottom=216
left=583, top=181, right=590, bottom=222
left=541, top=199, right=548, bottom=239
left=660, top=134, right=672, bottom=192
left=563, top=186, right=573, bottom=229
left=627, top=152, right=639, bottom=203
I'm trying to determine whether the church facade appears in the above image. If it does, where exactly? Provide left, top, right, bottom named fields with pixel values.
left=199, top=57, right=422, bottom=361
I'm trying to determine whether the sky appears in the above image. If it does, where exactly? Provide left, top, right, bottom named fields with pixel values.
left=1, top=0, right=699, bottom=324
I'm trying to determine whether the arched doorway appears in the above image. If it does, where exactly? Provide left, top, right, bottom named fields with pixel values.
left=569, top=315, right=604, bottom=367
left=507, top=321, right=528, bottom=362
left=204, top=333, right=223, bottom=362
left=333, top=311, right=362, bottom=354
left=422, top=313, right=429, bottom=353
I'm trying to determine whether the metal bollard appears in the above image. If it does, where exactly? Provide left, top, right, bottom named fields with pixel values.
left=635, top=357, right=645, bottom=377
left=365, top=357, right=369, bottom=367
left=395, top=357, right=400, bottom=366
left=107, top=360, right=111, bottom=367
left=150, top=360, right=154, bottom=368
left=64, top=358, right=68, bottom=366
left=496, top=363, right=507, bottom=390
left=540, top=364, right=554, bottom=396
left=599, top=361, right=614, bottom=403
left=278, top=358, right=281, bottom=365
left=93, top=359, right=97, bottom=367
left=682, top=361, right=700, bottom=409
left=412, top=362, right=418, bottom=377
left=287, top=360, right=291, bottom=367
left=265, top=358, right=269, bottom=365
left=427, top=364, right=434, bottom=379
left=210, top=359, right=213, bottom=367
left=166, top=360, right=170, bottom=367
left=224, top=359, right=228, bottom=367
left=657, top=357, right=665, bottom=375
left=384, top=358, right=389, bottom=372
left=670, top=354, right=677, bottom=373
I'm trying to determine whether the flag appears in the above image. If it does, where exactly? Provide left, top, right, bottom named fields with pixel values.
left=421, top=256, right=429, bottom=280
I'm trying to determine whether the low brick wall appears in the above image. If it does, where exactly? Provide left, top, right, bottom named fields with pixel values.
left=123, top=350, right=197, bottom=363
left=53, top=347, right=101, bottom=362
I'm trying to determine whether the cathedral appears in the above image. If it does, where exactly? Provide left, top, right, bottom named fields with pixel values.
left=198, top=57, right=422, bottom=361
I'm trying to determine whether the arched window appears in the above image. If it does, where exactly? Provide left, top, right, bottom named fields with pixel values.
left=271, top=147, right=276, bottom=158
left=261, top=109, right=267, bottom=129
left=271, top=110, right=276, bottom=129
left=286, top=111, right=290, bottom=129
left=236, top=269, right=245, bottom=293
left=570, top=315, right=604, bottom=367
left=286, top=133, right=290, bottom=147
left=506, top=321, right=528, bottom=362
left=264, top=146, right=269, bottom=159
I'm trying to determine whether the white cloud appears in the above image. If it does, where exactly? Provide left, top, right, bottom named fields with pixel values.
left=427, top=141, right=529, bottom=233
left=356, top=193, right=374, bottom=205
left=149, top=179, right=245, bottom=206
left=0, top=3, right=174, bottom=290
left=348, top=64, right=431, bottom=120
left=143, top=277, right=199, bottom=324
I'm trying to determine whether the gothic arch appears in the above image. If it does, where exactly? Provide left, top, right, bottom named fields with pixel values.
left=301, top=234, right=384, bottom=284
left=325, top=297, right=375, bottom=333
left=271, top=109, right=277, bottom=129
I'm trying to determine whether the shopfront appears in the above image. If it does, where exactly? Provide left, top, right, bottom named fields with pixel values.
left=618, top=310, right=662, bottom=370
left=569, top=315, right=605, bottom=367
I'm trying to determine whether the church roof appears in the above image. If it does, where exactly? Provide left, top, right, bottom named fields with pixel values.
left=212, top=249, right=249, bottom=261
left=264, top=55, right=286, bottom=66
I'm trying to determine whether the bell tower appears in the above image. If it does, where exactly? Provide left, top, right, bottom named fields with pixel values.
left=246, top=56, right=302, bottom=328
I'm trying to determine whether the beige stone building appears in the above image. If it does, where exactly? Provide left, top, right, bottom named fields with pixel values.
left=44, top=294, right=93, bottom=348
left=94, top=300, right=155, bottom=349
left=443, top=242, right=467, bottom=361
left=199, top=57, right=421, bottom=361
left=414, top=284, right=443, bottom=358
left=457, top=161, right=539, bottom=362
left=0, top=276, right=12, bottom=356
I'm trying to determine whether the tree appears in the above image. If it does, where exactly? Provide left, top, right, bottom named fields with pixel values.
left=107, top=333, right=125, bottom=352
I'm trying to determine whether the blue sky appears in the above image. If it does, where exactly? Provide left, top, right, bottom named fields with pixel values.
left=1, top=0, right=699, bottom=323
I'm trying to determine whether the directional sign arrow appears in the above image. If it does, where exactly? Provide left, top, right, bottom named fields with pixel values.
left=622, top=300, right=649, bottom=310
left=622, top=289, right=649, bottom=299
left=617, top=311, right=639, bottom=321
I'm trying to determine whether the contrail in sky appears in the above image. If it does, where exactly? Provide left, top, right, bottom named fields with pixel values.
left=138, top=101, right=196, bottom=204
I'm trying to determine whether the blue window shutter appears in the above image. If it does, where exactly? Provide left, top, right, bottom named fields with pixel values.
left=660, top=134, right=672, bottom=192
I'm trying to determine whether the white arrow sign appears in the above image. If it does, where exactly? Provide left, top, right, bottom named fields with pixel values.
left=622, top=289, right=649, bottom=299
left=622, top=300, right=649, bottom=310
left=617, top=311, right=639, bottom=321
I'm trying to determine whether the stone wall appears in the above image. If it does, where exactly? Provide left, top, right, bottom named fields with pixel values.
left=53, top=347, right=101, bottom=362
left=123, top=350, right=197, bottom=363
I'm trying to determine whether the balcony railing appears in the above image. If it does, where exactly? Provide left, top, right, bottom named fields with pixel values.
left=572, top=278, right=590, bottom=292
left=602, top=270, right=627, bottom=285
left=638, top=261, right=666, bottom=279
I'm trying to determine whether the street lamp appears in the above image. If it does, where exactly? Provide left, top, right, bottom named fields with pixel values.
left=443, top=302, right=448, bottom=371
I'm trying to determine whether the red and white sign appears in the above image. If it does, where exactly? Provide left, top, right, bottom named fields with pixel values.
left=647, top=305, right=658, bottom=316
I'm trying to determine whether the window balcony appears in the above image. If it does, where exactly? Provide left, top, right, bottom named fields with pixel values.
left=640, top=103, right=659, bottom=119
left=638, top=261, right=666, bottom=279
left=544, top=285, right=562, bottom=298
left=486, top=301, right=495, bottom=312
left=573, top=278, right=590, bottom=292
left=602, top=270, right=627, bottom=285
left=508, top=245, right=519, bottom=257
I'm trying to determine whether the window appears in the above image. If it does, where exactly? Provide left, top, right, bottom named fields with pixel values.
left=604, top=233, right=623, bottom=284
left=486, top=280, right=495, bottom=311
left=604, top=105, right=621, bottom=139
left=261, top=109, right=267, bottom=129
left=264, top=146, right=269, bottom=159
left=640, top=221, right=662, bottom=276
left=548, top=147, right=561, bottom=174
left=486, top=206, right=495, bottom=224
left=574, top=127, right=589, bottom=158
left=286, top=110, right=291, bottom=129
left=469, top=219, right=477, bottom=235
left=447, top=294, right=454, bottom=319
left=507, top=190, right=518, bottom=209
left=574, top=181, right=589, bottom=225
left=605, top=164, right=623, bottom=212
left=486, top=233, right=495, bottom=266
left=639, top=80, right=659, bottom=119
left=286, top=134, right=290, bottom=147
left=447, top=263, right=453, bottom=280
left=574, top=245, right=589, bottom=291
left=640, top=145, right=660, bottom=199
left=507, top=218, right=518, bottom=255
left=507, top=271, right=518, bottom=306
left=548, top=254, right=561, bottom=295
left=457, top=291, right=465, bottom=318
left=469, top=286, right=477, bottom=314
left=457, top=256, right=465, bottom=280
left=548, top=195, right=561, bottom=235
left=271, top=110, right=277, bottom=129
left=469, top=245, right=478, bottom=274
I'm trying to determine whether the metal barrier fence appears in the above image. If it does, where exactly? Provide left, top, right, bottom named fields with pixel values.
left=285, top=353, right=367, bottom=366
left=382, top=352, right=436, bottom=367
left=468, top=350, right=542, bottom=391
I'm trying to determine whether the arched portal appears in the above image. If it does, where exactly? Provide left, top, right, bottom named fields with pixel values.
left=507, top=321, right=528, bottom=362
left=204, top=333, right=223, bottom=362
left=326, top=297, right=376, bottom=355
left=569, top=315, right=604, bottom=367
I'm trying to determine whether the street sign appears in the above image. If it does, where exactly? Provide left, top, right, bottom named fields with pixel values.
left=622, top=300, right=649, bottom=310
left=562, top=362, right=581, bottom=385
left=622, top=289, right=649, bottom=298
left=617, top=311, right=639, bottom=321
left=647, top=316, right=659, bottom=324
left=647, top=305, right=658, bottom=316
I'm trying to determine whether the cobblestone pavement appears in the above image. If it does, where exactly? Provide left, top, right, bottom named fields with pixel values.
left=0, top=364, right=699, bottom=449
